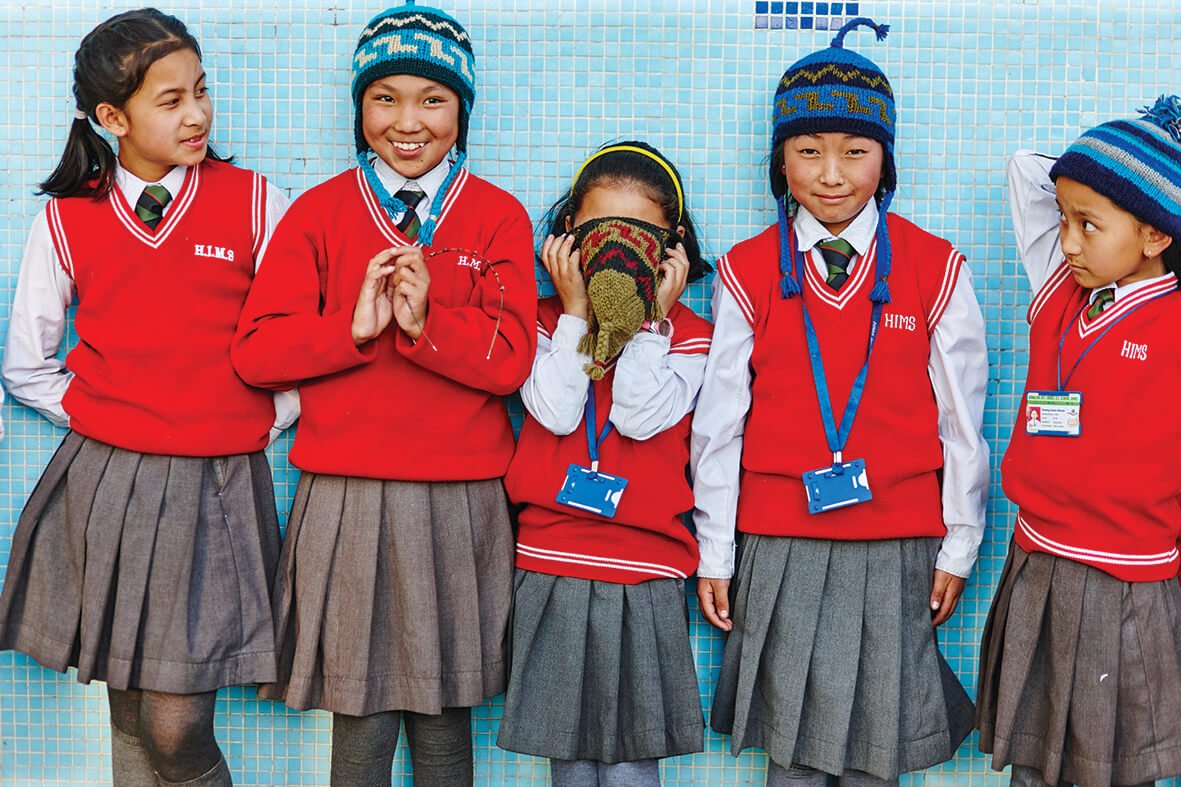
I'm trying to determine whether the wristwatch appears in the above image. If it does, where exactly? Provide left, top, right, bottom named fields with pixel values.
left=647, top=317, right=674, bottom=338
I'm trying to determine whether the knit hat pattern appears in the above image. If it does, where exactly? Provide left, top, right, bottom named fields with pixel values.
left=573, top=217, right=668, bottom=381
left=1050, top=95, right=1181, bottom=240
left=772, top=17, right=896, bottom=194
left=351, top=3, right=476, bottom=154
left=772, top=17, right=895, bottom=304
left=350, top=3, right=475, bottom=245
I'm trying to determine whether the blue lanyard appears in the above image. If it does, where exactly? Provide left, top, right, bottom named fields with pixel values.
left=794, top=234, right=883, bottom=465
left=1056, top=291, right=1173, bottom=390
left=584, top=383, right=614, bottom=472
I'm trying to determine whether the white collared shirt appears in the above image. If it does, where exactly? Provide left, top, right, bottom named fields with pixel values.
left=690, top=202, right=990, bottom=580
left=371, top=154, right=451, bottom=226
left=2, top=162, right=296, bottom=438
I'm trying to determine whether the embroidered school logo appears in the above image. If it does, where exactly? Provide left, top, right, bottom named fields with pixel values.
left=1120, top=340, right=1148, bottom=361
left=193, top=244, right=236, bottom=262
left=455, top=253, right=482, bottom=271
left=883, top=312, right=916, bottom=332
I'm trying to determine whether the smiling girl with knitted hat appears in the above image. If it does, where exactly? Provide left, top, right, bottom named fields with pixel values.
left=691, top=18, right=989, bottom=785
left=980, top=98, right=1181, bottom=787
left=231, top=4, right=536, bottom=783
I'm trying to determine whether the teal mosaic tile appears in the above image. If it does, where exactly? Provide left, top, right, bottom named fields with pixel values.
left=2, top=1, right=1180, bottom=784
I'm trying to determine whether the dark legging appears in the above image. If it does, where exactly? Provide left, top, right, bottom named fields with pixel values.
left=331, top=707, right=473, bottom=786
left=107, top=687, right=229, bottom=785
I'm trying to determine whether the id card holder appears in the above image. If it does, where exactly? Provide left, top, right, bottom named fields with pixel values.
left=556, top=464, right=628, bottom=518
left=803, top=459, right=872, bottom=514
left=1025, top=390, right=1082, bottom=437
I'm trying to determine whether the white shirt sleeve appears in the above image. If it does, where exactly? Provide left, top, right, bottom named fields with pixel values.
left=259, top=181, right=300, bottom=443
left=609, top=331, right=707, bottom=440
left=690, top=278, right=754, bottom=580
left=1, top=209, right=75, bottom=427
left=928, top=265, right=990, bottom=578
left=519, top=314, right=592, bottom=435
left=1008, top=151, right=1062, bottom=292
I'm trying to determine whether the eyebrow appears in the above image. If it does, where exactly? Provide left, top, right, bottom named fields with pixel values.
left=151, top=72, right=206, bottom=102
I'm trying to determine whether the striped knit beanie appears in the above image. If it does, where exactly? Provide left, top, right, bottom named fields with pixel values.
left=1050, top=96, right=1181, bottom=240
left=350, top=2, right=475, bottom=245
left=771, top=17, right=895, bottom=303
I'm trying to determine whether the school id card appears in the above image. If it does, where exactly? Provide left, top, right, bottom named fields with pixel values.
left=556, top=464, right=628, bottom=518
left=1025, top=390, right=1082, bottom=437
left=802, top=458, right=872, bottom=514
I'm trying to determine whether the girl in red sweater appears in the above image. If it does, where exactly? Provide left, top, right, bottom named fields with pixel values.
left=232, top=5, right=536, bottom=784
left=496, top=141, right=712, bottom=786
left=0, top=9, right=293, bottom=786
left=979, top=99, right=1181, bottom=787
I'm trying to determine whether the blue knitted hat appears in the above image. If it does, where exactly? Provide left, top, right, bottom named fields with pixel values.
left=771, top=17, right=895, bottom=303
left=1050, top=96, right=1181, bottom=241
left=351, top=2, right=475, bottom=244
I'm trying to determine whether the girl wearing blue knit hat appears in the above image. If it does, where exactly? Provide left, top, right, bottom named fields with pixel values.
left=691, top=18, right=989, bottom=785
left=231, top=3, right=537, bottom=783
left=980, top=98, right=1181, bottom=787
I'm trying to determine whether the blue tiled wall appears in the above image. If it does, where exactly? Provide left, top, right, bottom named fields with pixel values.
left=2, top=1, right=1179, bottom=784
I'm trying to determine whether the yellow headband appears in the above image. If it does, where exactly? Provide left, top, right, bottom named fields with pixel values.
left=571, top=145, right=684, bottom=223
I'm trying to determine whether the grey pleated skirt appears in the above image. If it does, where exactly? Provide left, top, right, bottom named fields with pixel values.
left=496, top=570, right=705, bottom=763
left=260, top=472, right=514, bottom=716
left=711, top=535, right=974, bottom=780
left=977, top=543, right=1181, bottom=786
left=0, top=431, right=281, bottom=693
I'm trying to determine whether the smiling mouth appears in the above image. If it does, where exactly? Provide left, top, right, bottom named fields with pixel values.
left=393, top=141, right=426, bottom=152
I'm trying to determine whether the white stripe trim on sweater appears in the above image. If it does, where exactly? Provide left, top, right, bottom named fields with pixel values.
left=1028, top=261, right=1072, bottom=325
left=717, top=255, right=755, bottom=327
left=517, top=542, right=688, bottom=579
left=1017, top=514, right=1180, bottom=566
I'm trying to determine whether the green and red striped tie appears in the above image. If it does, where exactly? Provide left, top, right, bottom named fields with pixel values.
left=818, top=237, right=856, bottom=291
left=134, top=183, right=172, bottom=231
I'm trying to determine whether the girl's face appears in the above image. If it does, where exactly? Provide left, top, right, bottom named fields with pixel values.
left=362, top=75, right=460, bottom=179
left=99, top=48, right=211, bottom=183
left=570, top=184, right=675, bottom=232
left=782, top=133, right=884, bottom=236
left=1055, top=177, right=1170, bottom=288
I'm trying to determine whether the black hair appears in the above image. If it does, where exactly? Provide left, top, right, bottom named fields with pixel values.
left=39, top=7, right=230, bottom=200
left=540, top=140, right=711, bottom=282
left=1162, top=236, right=1181, bottom=286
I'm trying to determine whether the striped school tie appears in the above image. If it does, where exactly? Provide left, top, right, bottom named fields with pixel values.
left=1086, top=287, right=1114, bottom=320
left=817, top=237, right=856, bottom=291
left=395, top=184, right=425, bottom=240
left=134, top=183, right=172, bottom=231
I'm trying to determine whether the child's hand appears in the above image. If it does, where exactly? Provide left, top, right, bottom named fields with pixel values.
left=697, top=577, right=733, bottom=632
left=541, top=233, right=588, bottom=320
left=389, top=246, right=431, bottom=340
left=930, top=569, right=965, bottom=626
left=351, top=248, right=401, bottom=345
left=656, top=241, right=691, bottom=317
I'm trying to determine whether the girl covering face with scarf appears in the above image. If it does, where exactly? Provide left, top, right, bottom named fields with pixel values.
left=497, top=141, right=712, bottom=786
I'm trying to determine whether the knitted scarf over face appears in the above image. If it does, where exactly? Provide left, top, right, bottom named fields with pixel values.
left=571, top=216, right=670, bottom=380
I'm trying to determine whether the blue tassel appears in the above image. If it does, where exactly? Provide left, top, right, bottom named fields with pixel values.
left=868, top=193, right=893, bottom=304
left=416, top=149, right=466, bottom=246
left=777, top=196, right=801, bottom=299
left=831, top=17, right=889, bottom=49
left=1138, top=95, right=1181, bottom=145
left=356, top=152, right=408, bottom=218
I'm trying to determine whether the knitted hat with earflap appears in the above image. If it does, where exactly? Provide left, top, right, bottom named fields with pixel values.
left=351, top=2, right=475, bottom=244
left=1049, top=96, right=1181, bottom=243
left=770, top=17, right=895, bottom=304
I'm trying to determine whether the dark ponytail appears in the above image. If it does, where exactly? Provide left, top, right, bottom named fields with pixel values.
left=1163, top=237, right=1181, bottom=287
left=39, top=7, right=230, bottom=199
